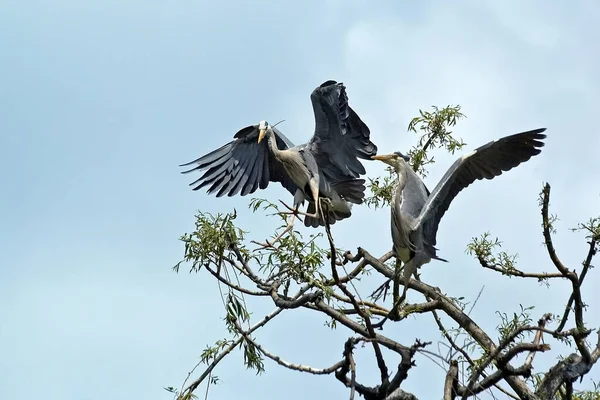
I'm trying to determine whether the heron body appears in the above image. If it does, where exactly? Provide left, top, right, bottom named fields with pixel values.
left=373, top=128, right=547, bottom=301
left=260, top=128, right=358, bottom=226
left=180, top=80, right=377, bottom=243
left=390, top=164, right=434, bottom=265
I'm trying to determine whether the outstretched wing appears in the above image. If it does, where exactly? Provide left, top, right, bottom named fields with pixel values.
left=305, top=80, right=378, bottom=182
left=415, top=128, right=547, bottom=246
left=180, top=124, right=299, bottom=197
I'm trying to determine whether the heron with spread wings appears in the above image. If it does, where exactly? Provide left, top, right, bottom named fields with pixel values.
left=180, top=80, right=378, bottom=245
left=372, top=128, right=547, bottom=303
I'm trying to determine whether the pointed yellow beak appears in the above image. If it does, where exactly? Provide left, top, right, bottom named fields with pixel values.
left=371, top=154, right=394, bottom=161
left=258, top=128, right=267, bottom=143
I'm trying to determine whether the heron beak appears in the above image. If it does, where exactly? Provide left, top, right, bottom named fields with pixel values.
left=371, top=154, right=394, bottom=162
left=258, top=128, right=266, bottom=143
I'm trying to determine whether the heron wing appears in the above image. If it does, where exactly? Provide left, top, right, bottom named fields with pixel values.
left=305, top=80, right=378, bottom=182
left=180, top=124, right=299, bottom=197
left=415, top=128, right=547, bottom=246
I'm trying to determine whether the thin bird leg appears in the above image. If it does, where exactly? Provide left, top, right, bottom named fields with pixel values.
left=399, top=259, right=417, bottom=305
left=279, top=178, right=321, bottom=219
left=252, top=205, right=301, bottom=251
left=373, top=259, right=413, bottom=329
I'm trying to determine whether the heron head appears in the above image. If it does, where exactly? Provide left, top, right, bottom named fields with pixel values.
left=258, top=120, right=270, bottom=143
left=371, top=151, right=410, bottom=167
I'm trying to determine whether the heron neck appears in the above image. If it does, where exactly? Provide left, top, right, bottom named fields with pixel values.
left=392, top=163, right=409, bottom=202
left=266, top=130, right=282, bottom=160
left=395, top=163, right=408, bottom=188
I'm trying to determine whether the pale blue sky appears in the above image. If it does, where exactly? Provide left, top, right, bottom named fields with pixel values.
left=1, top=1, right=599, bottom=399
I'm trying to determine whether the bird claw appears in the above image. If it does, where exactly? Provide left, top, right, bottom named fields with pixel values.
left=251, top=219, right=297, bottom=252
left=278, top=200, right=301, bottom=215
left=319, top=197, right=333, bottom=208
left=277, top=200, right=316, bottom=221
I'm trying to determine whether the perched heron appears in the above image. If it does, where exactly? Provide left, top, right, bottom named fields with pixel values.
left=180, top=80, right=378, bottom=244
left=372, top=128, right=547, bottom=302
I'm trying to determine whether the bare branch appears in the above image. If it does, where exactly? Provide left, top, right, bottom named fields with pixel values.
left=312, top=299, right=410, bottom=354
left=476, top=256, right=564, bottom=279
left=330, top=291, right=390, bottom=314
left=178, top=307, right=284, bottom=399
left=525, top=314, right=552, bottom=369
left=335, top=338, right=376, bottom=400
left=444, top=360, right=459, bottom=400
left=557, top=234, right=598, bottom=332
left=325, top=220, right=390, bottom=387
left=336, top=307, right=389, bottom=317
left=326, top=250, right=394, bottom=286
left=541, top=183, right=591, bottom=363
left=536, top=330, right=600, bottom=399
left=268, top=281, right=322, bottom=309
left=541, top=183, right=571, bottom=276
left=235, top=320, right=344, bottom=375
left=541, top=185, right=586, bottom=324
left=456, top=364, right=532, bottom=398
left=204, top=264, right=269, bottom=297
left=462, top=314, right=552, bottom=399
left=387, top=339, right=431, bottom=395
left=357, top=248, right=536, bottom=399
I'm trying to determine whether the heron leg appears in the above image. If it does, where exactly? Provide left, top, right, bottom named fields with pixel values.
left=271, top=213, right=297, bottom=245
left=279, top=178, right=321, bottom=220
left=253, top=194, right=304, bottom=250
left=252, top=210, right=298, bottom=250
left=400, top=258, right=417, bottom=301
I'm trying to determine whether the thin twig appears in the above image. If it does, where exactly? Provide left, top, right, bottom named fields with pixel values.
left=205, top=264, right=269, bottom=296
left=178, top=306, right=284, bottom=399
left=541, top=183, right=590, bottom=362
left=356, top=247, right=536, bottom=399
left=324, top=221, right=390, bottom=387
left=477, top=257, right=564, bottom=279
left=235, top=320, right=345, bottom=375
left=557, top=236, right=597, bottom=331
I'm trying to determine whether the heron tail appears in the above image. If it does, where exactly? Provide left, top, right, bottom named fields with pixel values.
left=303, top=202, right=351, bottom=228
left=330, top=179, right=366, bottom=204
left=424, top=242, right=448, bottom=263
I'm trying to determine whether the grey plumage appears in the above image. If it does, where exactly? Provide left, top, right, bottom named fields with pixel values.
left=373, top=128, right=547, bottom=301
left=180, top=80, right=378, bottom=238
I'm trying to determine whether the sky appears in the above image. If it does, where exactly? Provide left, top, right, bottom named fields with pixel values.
left=1, top=1, right=599, bottom=399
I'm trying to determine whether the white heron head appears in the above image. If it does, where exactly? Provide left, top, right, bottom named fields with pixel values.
left=257, top=120, right=270, bottom=143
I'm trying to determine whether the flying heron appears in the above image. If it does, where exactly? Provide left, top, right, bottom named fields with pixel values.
left=180, top=80, right=378, bottom=245
left=372, top=128, right=547, bottom=303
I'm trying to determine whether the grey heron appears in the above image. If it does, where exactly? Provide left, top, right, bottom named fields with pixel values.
left=180, top=80, right=378, bottom=245
left=372, top=128, right=547, bottom=303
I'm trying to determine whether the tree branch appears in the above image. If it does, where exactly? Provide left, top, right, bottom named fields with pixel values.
left=204, top=264, right=269, bottom=297
left=536, top=330, right=600, bottom=399
left=178, top=306, right=284, bottom=399
left=356, top=247, right=536, bottom=400
left=476, top=256, right=564, bottom=279
left=541, top=183, right=591, bottom=363
left=268, top=281, right=322, bottom=309
left=235, top=320, right=344, bottom=375
left=324, top=220, right=390, bottom=388
left=335, top=338, right=373, bottom=400
left=557, top=234, right=597, bottom=332
left=312, top=299, right=410, bottom=354
left=444, top=360, right=459, bottom=400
